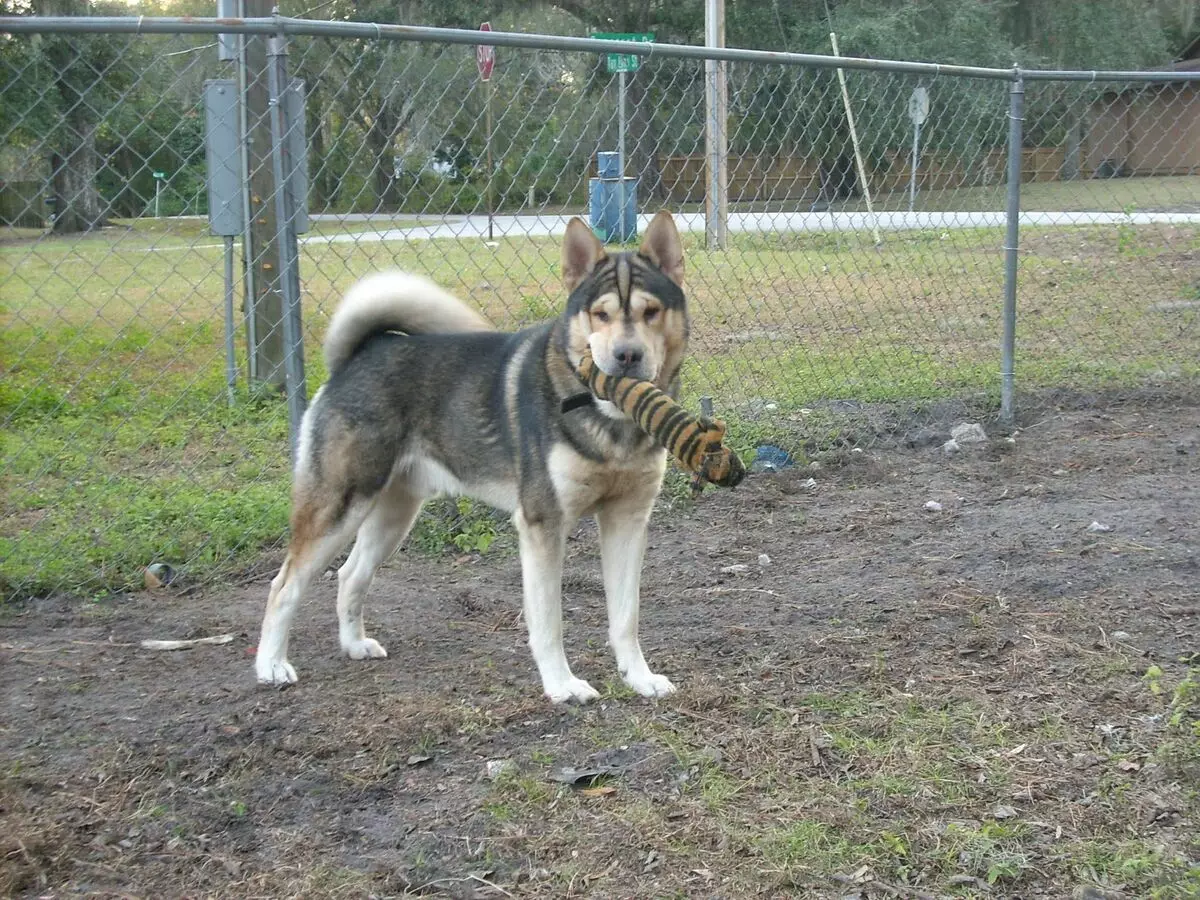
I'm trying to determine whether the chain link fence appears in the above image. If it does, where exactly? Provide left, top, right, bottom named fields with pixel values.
left=3, top=16, right=1199, bottom=602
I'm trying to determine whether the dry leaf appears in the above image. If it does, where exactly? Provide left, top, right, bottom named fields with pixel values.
left=580, top=785, right=616, bottom=798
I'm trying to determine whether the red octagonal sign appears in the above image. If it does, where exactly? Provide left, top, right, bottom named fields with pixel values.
left=477, top=22, right=495, bottom=82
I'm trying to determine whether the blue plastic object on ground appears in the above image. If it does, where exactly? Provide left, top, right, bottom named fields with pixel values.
left=750, top=445, right=795, bottom=474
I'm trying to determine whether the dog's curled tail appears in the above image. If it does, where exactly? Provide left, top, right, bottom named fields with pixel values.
left=323, top=271, right=494, bottom=374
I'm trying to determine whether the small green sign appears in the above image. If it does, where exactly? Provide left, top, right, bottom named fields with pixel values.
left=152, top=171, right=166, bottom=179
left=593, top=32, right=654, bottom=73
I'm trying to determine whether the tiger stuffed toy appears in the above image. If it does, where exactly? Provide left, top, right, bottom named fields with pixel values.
left=573, top=350, right=746, bottom=489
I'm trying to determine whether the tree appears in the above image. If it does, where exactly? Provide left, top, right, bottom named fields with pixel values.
left=31, top=0, right=122, bottom=232
left=551, top=0, right=706, bottom=200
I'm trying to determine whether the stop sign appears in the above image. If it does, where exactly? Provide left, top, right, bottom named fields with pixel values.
left=477, top=22, right=495, bottom=82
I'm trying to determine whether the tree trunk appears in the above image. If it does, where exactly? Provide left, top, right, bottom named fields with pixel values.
left=306, top=88, right=335, bottom=211
left=365, top=105, right=401, bottom=211
left=243, top=21, right=288, bottom=390
left=38, top=0, right=109, bottom=234
left=627, top=69, right=665, bottom=202
left=49, top=120, right=107, bottom=233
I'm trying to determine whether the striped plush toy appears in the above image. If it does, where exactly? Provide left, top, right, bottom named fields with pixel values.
left=574, top=350, right=746, bottom=489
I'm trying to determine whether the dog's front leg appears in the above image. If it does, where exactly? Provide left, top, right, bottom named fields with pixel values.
left=597, top=501, right=677, bottom=698
left=514, top=507, right=599, bottom=704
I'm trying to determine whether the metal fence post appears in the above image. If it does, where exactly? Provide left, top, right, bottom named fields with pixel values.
left=266, top=25, right=307, bottom=455
left=1000, top=70, right=1024, bottom=426
left=703, top=0, right=728, bottom=250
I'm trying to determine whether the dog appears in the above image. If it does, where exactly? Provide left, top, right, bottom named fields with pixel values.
left=254, top=211, right=689, bottom=704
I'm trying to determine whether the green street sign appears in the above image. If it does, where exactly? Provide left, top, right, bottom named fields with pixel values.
left=593, top=32, right=654, bottom=73
left=152, top=171, right=165, bottom=179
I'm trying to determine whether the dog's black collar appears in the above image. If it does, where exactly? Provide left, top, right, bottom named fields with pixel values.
left=561, top=392, right=595, bottom=414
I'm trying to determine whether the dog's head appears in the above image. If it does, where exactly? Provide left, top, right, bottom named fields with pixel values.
left=561, top=211, right=688, bottom=387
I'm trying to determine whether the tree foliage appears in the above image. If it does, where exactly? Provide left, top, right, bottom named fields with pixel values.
left=1, top=0, right=1195, bottom=223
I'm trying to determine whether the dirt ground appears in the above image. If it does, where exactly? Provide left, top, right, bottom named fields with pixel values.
left=2, top=394, right=1198, bottom=899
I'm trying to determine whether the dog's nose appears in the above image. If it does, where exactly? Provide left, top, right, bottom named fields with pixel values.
left=614, top=344, right=644, bottom=371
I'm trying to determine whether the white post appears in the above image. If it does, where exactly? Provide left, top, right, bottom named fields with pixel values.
left=704, top=0, right=728, bottom=250
left=909, top=119, right=921, bottom=212
left=618, top=67, right=627, bottom=241
left=155, top=178, right=161, bottom=218
left=829, top=32, right=881, bottom=245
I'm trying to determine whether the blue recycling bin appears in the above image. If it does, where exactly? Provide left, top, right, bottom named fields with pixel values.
left=588, top=151, right=638, bottom=243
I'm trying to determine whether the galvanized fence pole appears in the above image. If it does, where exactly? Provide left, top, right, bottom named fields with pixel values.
left=236, top=0, right=258, bottom=382
left=266, top=27, right=306, bottom=454
left=223, top=234, right=237, bottom=407
left=1000, top=71, right=1024, bottom=426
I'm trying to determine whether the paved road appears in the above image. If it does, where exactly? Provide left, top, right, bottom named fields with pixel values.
left=301, top=208, right=1200, bottom=246
left=156, top=209, right=1200, bottom=252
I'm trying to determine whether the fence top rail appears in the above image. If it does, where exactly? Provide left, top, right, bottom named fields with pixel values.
left=4, top=15, right=1200, bottom=84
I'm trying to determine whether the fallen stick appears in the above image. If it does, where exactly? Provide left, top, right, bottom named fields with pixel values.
left=140, top=633, right=236, bottom=651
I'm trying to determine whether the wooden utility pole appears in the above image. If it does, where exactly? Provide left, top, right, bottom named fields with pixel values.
left=242, top=0, right=286, bottom=389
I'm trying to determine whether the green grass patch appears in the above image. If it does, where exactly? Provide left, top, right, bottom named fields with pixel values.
left=3, top=218, right=1199, bottom=598
left=835, top=173, right=1200, bottom=214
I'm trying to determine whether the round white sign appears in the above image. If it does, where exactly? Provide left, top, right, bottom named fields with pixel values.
left=908, top=86, right=930, bottom=126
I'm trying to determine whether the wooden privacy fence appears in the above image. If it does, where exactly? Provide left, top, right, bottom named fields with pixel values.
left=659, top=147, right=1103, bottom=205
left=658, top=85, right=1200, bottom=205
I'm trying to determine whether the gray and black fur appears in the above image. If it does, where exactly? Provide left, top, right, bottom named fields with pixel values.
left=255, top=212, right=690, bottom=704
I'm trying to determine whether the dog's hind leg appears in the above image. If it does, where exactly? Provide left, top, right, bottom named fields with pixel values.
left=336, top=480, right=424, bottom=661
left=256, top=494, right=373, bottom=685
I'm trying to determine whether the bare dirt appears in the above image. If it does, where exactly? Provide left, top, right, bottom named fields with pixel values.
left=3, top=395, right=1198, bottom=899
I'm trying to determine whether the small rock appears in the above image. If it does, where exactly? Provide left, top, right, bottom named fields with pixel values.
left=906, top=426, right=945, bottom=449
left=1087, top=521, right=1113, bottom=533
left=757, top=553, right=771, bottom=567
left=1073, top=886, right=1126, bottom=900
left=1111, top=630, right=1132, bottom=641
left=485, top=759, right=515, bottom=780
left=942, top=439, right=961, bottom=454
left=720, top=564, right=750, bottom=575
left=991, top=804, right=1018, bottom=819
left=803, top=477, right=817, bottom=490
left=850, top=447, right=864, bottom=455
left=407, top=754, right=433, bottom=767
left=924, top=500, right=943, bottom=512
left=951, top=422, right=988, bottom=444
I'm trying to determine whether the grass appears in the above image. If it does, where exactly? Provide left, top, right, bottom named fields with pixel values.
left=462, top=665, right=1200, bottom=897
left=539, top=174, right=1200, bottom=218
left=2, top=192, right=1200, bottom=599
left=834, top=173, right=1200, bottom=214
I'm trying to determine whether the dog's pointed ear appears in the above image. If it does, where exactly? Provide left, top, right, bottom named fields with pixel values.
left=639, top=210, right=684, bottom=287
left=562, top=217, right=606, bottom=293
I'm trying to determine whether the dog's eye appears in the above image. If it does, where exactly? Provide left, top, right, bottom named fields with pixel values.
left=592, top=309, right=610, bottom=323
left=644, top=307, right=660, bottom=322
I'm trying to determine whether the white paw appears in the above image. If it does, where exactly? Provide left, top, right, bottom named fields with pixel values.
left=343, top=638, right=388, bottom=661
left=544, top=676, right=601, bottom=705
left=624, top=669, right=677, bottom=698
left=256, top=657, right=297, bottom=686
